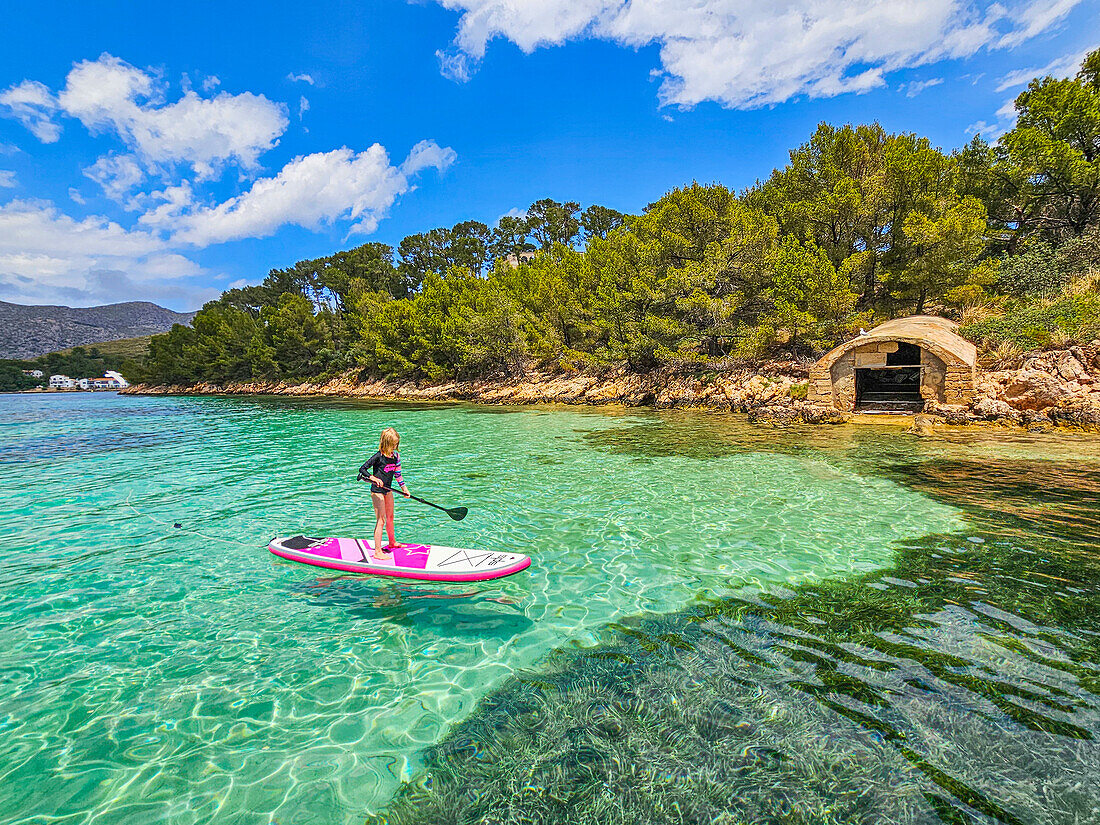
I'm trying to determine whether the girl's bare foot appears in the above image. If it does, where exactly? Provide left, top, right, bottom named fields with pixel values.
left=372, top=548, right=392, bottom=560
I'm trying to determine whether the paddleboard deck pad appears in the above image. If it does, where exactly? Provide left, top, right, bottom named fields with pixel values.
left=269, top=535, right=531, bottom=582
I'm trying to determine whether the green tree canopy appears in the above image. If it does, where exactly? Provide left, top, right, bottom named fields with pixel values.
left=528, top=198, right=581, bottom=249
left=992, top=48, right=1100, bottom=245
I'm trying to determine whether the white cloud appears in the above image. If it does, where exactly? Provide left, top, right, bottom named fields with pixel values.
left=202, top=75, right=221, bottom=92
left=432, top=0, right=1084, bottom=108
left=995, top=47, right=1091, bottom=91
left=400, top=139, right=459, bottom=176
left=287, top=72, right=316, bottom=85
left=497, top=206, right=528, bottom=221
left=57, top=55, right=288, bottom=179
left=997, top=0, right=1079, bottom=47
left=0, top=199, right=213, bottom=307
left=903, top=77, right=945, bottom=97
left=152, top=140, right=457, bottom=245
left=967, top=96, right=1032, bottom=140
left=83, top=153, right=146, bottom=204
left=0, top=170, right=16, bottom=188
left=996, top=97, right=1019, bottom=120
left=0, top=80, right=62, bottom=142
left=437, top=50, right=477, bottom=82
left=0, top=56, right=458, bottom=305
left=966, top=119, right=1009, bottom=140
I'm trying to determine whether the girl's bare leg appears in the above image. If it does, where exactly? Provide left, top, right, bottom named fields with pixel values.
left=371, top=492, right=389, bottom=559
left=384, top=492, right=401, bottom=548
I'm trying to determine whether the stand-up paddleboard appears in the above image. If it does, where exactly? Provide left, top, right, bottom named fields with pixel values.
left=269, top=536, right=531, bottom=582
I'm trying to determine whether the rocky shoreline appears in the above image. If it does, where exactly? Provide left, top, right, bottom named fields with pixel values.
left=123, top=342, right=1100, bottom=432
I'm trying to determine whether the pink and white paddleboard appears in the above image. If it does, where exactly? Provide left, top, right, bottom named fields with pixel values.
left=269, top=536, right=531, bottom=582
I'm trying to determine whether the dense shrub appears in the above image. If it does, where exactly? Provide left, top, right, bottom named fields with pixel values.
left=997, top=243, right=1068, bottom=299
left=962, top=293, right=1100, bottom=349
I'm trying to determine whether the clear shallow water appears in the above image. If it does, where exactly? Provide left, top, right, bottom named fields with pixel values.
left=0, top=393, right=1097, bottom=824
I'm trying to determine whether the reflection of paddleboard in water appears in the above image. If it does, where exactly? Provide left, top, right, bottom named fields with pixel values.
left=269, top=536, right=531, bottom=582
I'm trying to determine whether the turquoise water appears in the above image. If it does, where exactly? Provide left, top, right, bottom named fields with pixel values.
left=1, top=393, right=1097, bottom=824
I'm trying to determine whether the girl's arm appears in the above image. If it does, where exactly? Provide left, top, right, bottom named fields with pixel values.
left=393, top=453, right=409, bottom=496
left=361, top=452, right=384, bottom=486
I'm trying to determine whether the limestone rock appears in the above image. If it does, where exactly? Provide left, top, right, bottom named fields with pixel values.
left=925, top=402, right=971, bottom=425
left=1057, top=354, right=1088, bottom=382
left=1020, top=410, right=1053, bottom=432
left=1048, top=400, right=1100, bottom=431
left=747, top=405, right=801, bottom=426
left=801, top=405, right=850, bottom=425
left=971, top=396, right=1021, bottom=423
left=1000, top=369, right=1082, bottom=411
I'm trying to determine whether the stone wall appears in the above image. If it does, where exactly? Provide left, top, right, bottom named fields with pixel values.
left=824, top=353, right=856, bottom=409
left=942, top=359, right=977, bottom=406
left=807, top=364, right=833, bottom=406
left=920, top=349, right=946, bottom=404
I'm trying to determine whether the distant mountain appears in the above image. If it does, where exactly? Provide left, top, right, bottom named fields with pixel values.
left=0, top=300, right=196, bottom=359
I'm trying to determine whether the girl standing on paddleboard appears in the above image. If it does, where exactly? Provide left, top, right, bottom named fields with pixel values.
left=360, top=427, right=411, bottom=560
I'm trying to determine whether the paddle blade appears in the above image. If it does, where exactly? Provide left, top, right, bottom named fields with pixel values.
left=447, top=507, right=468, bottom=521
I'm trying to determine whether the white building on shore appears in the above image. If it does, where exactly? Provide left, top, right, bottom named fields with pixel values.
left=47, top=372, right=128, bottom=391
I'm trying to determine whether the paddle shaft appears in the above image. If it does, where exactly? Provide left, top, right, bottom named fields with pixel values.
left=359, top=473, right=467, bottom=520
left=385, top=487, right=449, bottom=513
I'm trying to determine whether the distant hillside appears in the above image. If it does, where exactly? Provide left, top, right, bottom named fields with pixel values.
left=0, top=301, right=195, bottom=359
left=54, top=335, right=154, bottom=360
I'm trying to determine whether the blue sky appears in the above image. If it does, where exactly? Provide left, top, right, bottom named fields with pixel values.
left=0, top=0, right=1097, bottom=310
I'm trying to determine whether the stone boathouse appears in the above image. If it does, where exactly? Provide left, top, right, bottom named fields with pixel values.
left=808, top=316, right=977, bottom=412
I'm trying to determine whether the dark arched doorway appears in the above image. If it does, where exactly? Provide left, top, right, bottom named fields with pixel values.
left=855, top=342, right=922, bottom=411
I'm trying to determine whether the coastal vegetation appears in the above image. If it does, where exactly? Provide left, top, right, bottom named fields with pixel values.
left=0, top=362, right=41, bottom=392
left=57, top=335, right=153, bottom=360
left=145, top=51, right=1100, bottom=386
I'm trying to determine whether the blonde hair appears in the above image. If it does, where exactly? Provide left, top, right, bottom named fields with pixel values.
left=379, top=427, right=400, bottom=455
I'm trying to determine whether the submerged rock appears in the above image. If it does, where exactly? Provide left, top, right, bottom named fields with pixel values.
left=906, top=414, right=939, bottom=437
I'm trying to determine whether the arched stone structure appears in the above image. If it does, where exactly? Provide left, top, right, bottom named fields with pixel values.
left=809, top=316, right=977, bottom=411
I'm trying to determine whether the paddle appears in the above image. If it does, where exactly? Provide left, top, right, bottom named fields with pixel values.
left=357, top=471, right=468, bottom=521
